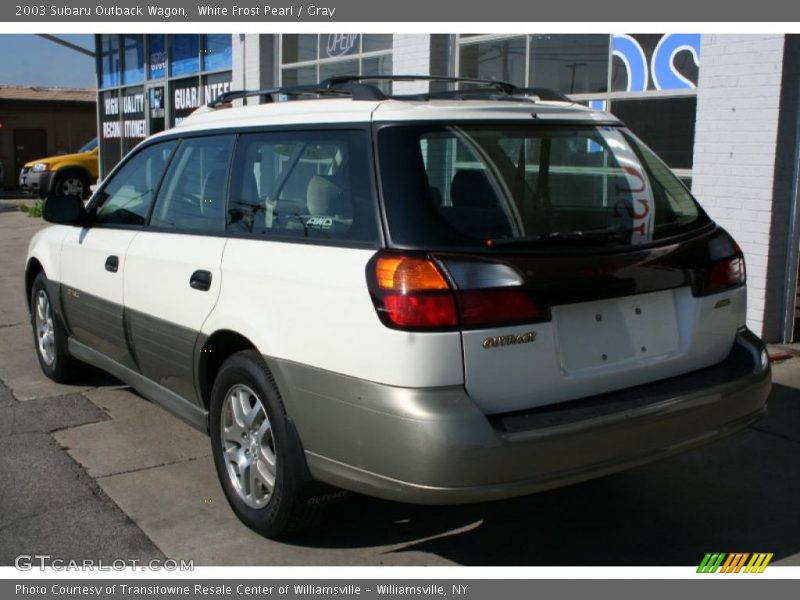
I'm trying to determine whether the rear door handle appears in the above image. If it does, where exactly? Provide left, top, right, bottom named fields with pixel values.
left=105, top=255, right=119, bottom=273
left=190, top=270, right=212, bottom=291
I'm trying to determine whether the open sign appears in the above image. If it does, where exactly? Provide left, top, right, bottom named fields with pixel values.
left=325, top=34, right=359, bottom=58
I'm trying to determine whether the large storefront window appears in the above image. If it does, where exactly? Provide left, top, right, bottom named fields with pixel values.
left=455, top=33, right=700, bottom=172
left=170, top=77, right=202, bottom=127
left=202, top=34, right=232, bottom=71
left=169, top=72, right=233, bottom=127
left=282, top=66, right=316, bottom=86
left=280, top=34, right=394, bottom=92
left=99, top=35, right=121, bottom=88
left=529, top=34, right=609, bottom=94
left=610, top=97, right=697, bottom=170
left=122, top=35, right=145, bottom=85
left=611, top=34, right=700, bottom=92
left=458, top=37, right=526, bottom=87
left=122, top=87, right=146, bottom=154
left=319, top=59, right=360, bottom=80
left=282, top=34, right=318, bottom=63
left=362, top=35, right=392, bottom=53
left=170, top=35, right=200, bottom=76
left=100, top=90, right=122, bottom=175
left=149, top=35, right=166, bottom=80
left=97, top=34, right=233, bottom=178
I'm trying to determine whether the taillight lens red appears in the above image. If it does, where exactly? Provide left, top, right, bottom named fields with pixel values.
left=367, top=253, right=545, bottom=331
left=382, top=294, right=458, bottom=327
left=705, top=256, right=746, bottom=294
left=459, top=289, right=542, bottom=327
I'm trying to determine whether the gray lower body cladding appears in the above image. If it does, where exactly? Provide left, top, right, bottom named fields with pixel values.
left=265, top=330, right=770, bottom=504
left=56, top=282, right=770, bottom=505
left=59, top=285, right=200, bottom=404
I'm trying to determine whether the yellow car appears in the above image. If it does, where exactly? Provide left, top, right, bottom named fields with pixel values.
left=19, top=138, right=98, bottom=200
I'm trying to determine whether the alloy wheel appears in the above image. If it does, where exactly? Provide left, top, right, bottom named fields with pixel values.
left=34, top=290, right=56, bottom=366
left=220, top=384, right=277, bottom=508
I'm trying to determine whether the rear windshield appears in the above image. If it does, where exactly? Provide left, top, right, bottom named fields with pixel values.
left=377, top=124, right=710, bottom=249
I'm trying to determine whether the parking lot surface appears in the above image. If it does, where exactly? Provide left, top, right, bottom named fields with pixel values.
left=1, top=199, right=799, bottom=566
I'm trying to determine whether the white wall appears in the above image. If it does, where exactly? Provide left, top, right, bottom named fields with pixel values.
left=231, top=34, right=275, bottom=104
left=391, top=35, right=432, bottom=93
left=691, top=34, right=787, bottom=339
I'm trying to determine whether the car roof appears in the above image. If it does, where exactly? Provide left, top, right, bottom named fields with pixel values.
left=158, top=97, right=619, bottom=138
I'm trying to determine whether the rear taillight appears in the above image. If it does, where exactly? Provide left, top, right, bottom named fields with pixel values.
left=704, top=256, right=746, bottom=295
left=369, top=255, right=458, bottom=329
left=367, top=253, right=545, bottom=331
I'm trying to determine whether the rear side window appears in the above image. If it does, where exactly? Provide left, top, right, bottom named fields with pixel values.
left=378, top=124, right=709, bottom=250
left=93, top=141, right=176, bottom=226
left=150, top=135, right=234, bottom=232
left=227, top=130, right=377, bottom=243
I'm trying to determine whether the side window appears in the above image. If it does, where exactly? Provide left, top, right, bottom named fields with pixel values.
left=150, top=135, right=235, bottom=232
left=227, top=130, right=377, bottom=242
left=93, top=141, right=176, bottom=226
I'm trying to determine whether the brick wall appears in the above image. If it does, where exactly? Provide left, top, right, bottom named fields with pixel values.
left=691, top=34, right=788, bottom=339
left=392, top=35, right=433, bottom=93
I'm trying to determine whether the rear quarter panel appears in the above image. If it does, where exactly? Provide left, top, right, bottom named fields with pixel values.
left=203, top=239, right=464, bottom=388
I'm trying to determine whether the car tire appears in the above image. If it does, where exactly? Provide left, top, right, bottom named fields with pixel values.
left=30, top=272, right=76, bottom=382
left=209, top=350, right=338, bottom=538
left=53, top=171, right=90, bottom=199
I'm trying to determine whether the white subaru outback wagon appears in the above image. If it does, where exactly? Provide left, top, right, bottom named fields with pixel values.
left=26, top=76, right=771, bottom=538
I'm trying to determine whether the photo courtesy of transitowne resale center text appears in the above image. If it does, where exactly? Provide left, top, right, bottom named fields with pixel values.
left=0, top=1, right=800, bottom=599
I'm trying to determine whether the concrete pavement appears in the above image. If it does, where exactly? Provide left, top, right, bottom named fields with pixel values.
left=1, top=200, right=799, bottom=566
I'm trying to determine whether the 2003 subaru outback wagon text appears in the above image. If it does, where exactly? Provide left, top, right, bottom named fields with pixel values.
left=26, top=76, right=771, bottom=538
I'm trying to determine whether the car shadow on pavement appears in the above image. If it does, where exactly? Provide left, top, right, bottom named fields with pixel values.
left=288, top=383, right=800, bottom=565
left=69, top=362, right=124, bottom=388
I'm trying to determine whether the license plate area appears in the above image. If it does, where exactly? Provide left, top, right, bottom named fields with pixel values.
left=553, top=290, right=680, bottom=372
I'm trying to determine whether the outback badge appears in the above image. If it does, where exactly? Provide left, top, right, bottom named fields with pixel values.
left=482, top=331, right=536, bottom=349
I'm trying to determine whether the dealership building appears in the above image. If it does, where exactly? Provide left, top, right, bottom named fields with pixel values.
left=93, top=33, right=800, bottom=344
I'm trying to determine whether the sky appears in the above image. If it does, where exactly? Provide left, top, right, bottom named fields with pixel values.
left=0, top=34, right=95, bottom=88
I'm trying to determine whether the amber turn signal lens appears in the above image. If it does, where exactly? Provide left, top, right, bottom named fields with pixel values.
left=375, top=256, right=450, bottom=291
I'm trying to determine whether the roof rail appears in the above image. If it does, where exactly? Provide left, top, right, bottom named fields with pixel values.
left=207, top=81, right=385, bottom=107
left=207, top=75, right=571, bottom=108
left=323, top=75, right=517, bottom=95
left=323, top=75, right=571, bottom=101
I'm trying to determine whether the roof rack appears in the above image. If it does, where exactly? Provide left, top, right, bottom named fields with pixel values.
left=207, top=81, right=384, bottom=108
left=207, top=75, right=571, bottom=108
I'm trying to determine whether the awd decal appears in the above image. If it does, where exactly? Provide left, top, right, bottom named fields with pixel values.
left=697, top=552, right=773, bottom=573
left=306, top=216, right=334, bottom=229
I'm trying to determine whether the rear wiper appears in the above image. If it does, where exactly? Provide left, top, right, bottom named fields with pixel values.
left=487, top=229, right=629, bottom=248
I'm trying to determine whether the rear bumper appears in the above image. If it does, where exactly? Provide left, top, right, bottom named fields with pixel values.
left=267, top=329, right=770, bottom=504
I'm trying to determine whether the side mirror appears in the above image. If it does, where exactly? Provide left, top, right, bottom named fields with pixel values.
left=42, top=194, right=89, bottom=226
